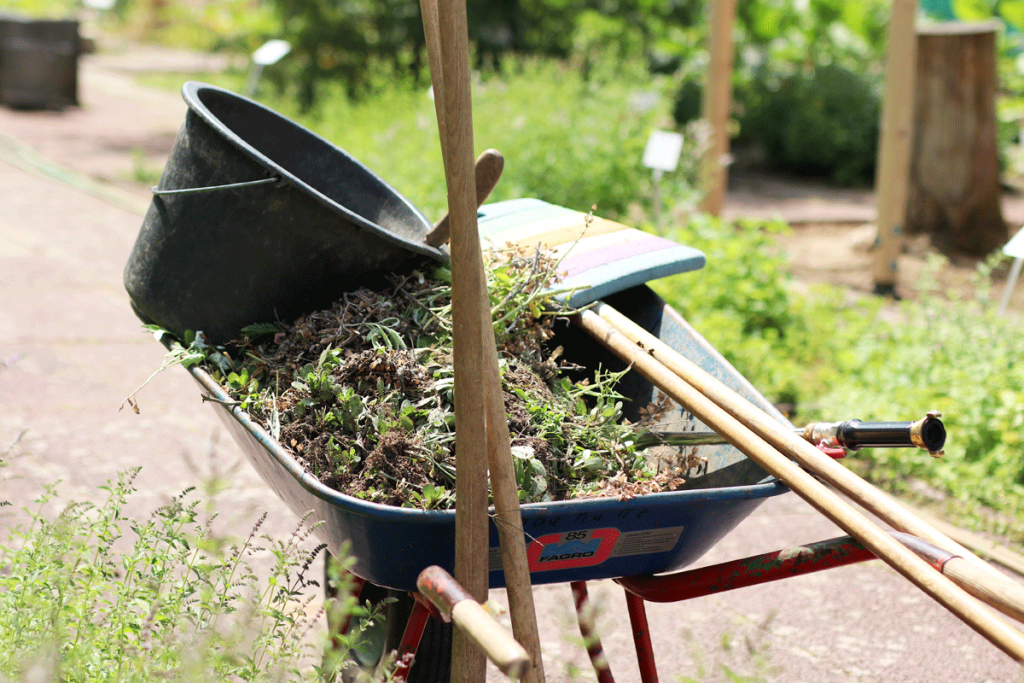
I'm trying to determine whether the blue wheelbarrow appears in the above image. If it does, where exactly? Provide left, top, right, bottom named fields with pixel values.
left=124, top=83, right=971, bottom=683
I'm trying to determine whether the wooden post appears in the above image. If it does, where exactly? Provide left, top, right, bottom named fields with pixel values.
left=697, top=0, right=737, bottom=216
left=872, top=0, right=919, bottom=296
left=905, top=21, right=1008, bottom=255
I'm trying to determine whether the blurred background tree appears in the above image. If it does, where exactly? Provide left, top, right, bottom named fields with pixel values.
left=10, top=0, right=1024, bottom=184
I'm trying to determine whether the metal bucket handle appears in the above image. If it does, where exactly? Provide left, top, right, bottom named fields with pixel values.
left=151, top=175, right=280, bottom=196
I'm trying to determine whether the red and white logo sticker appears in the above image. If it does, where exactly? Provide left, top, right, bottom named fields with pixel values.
left=527, top=528, right=619, bottom=572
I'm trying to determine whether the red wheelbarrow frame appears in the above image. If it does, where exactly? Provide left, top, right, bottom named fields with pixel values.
left=340, top=531, right=957, bottom=683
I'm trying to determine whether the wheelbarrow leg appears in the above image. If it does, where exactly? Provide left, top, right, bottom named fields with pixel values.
left=392, top=600, right=432, bottom=683
left=570, top=582, right=615, bottom=683
left=624, top=590, right=659, bottom=683
left=321, top=555, right=453, bottom=683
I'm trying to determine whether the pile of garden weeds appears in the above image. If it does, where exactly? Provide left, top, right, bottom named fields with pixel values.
left=191, top=251, right=687, bottom=510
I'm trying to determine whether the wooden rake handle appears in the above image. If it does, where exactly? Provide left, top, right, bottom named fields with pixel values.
left=572, top=305, right=1024, bottom=661
left=942, top=558, right=1024, bottom=625
left=587, top=302, right=1010, bottom=575
left=420, top=1, right=544, bottom=682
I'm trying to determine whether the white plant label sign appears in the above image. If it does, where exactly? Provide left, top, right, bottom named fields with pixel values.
left=642, top=130, right=684, bottom=173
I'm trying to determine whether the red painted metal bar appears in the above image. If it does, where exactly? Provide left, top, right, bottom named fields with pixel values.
left=392, top=600, right=433, bottom=683
left=618, top=533, right=955, bottom=604
left=617, top=535, right=875, bottom=603
left=570, top=582, right=615, bottom=683
left=623, top=589, right=659, bottom=683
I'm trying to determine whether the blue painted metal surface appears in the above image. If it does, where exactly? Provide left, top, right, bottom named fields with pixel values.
left=182, top=199, right=793, bottom=592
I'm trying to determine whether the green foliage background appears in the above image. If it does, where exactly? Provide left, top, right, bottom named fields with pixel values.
left=652, top=219, right=1024, bottom=539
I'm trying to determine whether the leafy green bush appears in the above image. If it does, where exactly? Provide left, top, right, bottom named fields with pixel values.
left=739, top=64, right=881, bottom=185
left=653, top=216, right=1024, bottom=538
left=653, top=214, right=882, bottom=411
left=98, top=0, right=279, bottom=52
left=815, top=256, right=1024, bottom=533
left=0, top=470, right=375, bottom=682
left=0, top=0, right=78, bottom=18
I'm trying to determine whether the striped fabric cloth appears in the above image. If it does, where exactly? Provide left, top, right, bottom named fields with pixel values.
left=477, top=198, right=706, bottom=307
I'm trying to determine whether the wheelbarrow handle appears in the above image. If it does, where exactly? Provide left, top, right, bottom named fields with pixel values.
left=417, top=566, right=532, bottom=679
left=636, top=412, right=946, bottom=456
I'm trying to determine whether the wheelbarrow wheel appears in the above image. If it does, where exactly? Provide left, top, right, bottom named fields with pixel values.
left=324, top=554, right=452, bottom=683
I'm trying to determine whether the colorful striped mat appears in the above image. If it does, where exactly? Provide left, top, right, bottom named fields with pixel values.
left=477, top=198, right=706, bottom=307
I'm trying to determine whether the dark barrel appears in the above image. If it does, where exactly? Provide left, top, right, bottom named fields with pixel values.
left=0, top=15, right=79, bottom=109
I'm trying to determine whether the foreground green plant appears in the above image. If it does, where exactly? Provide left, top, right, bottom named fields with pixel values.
left=0, top=470, right=382, bottom=682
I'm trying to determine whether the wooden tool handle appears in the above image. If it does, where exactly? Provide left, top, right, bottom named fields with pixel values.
left=588, top=301, right=1024, bottom=632
left=423, top=1, right=492, bottom=681
left=422, top=2, right=544, bottom=682
left=426, top=149, right=504, bottom=247
left=573, top=307, right=1024, bottom=661
left=943, top=558, right=1024, bottom=625
left=592, top=302, right=997, bottom=572
left=451, top=600, right=531, bottom=679
left=419, top=565, right=532, bottom=679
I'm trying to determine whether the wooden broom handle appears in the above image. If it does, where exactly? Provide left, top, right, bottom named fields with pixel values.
left=422, top=2, right=491, bottom=681
left=572, top=307, right=1024, bottom=661
left=586, top=302, right=1024, bottom=626
left=423, top=2, right=544, bottom=682
left=589, top=302, right=999, bottom=574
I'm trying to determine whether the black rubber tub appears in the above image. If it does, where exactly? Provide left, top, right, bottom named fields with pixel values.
left=124, top=81, right=445, bottom=345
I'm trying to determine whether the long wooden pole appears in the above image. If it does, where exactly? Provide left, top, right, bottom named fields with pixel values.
left=422, top=2, right=491, bottom=681
left=573, top=308, right=1024, bottom=661
left=422, top=2, right=545, bottom=681
left=589, top=302, right=1024, bottom=625
left=697, top=0, right=737, bottom=216
left=589, top=303, right=992, bottom=570
left=872, top=0, right=919, bottom=295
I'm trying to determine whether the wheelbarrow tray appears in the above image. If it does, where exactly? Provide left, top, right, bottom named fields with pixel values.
left=186, top=282, right=789, bottom=592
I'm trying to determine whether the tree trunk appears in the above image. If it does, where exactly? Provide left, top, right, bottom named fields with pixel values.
left=906, top=21, right=1007, bottom=255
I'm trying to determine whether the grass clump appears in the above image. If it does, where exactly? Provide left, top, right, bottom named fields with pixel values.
left=0, top=470, right=380, bottom=683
